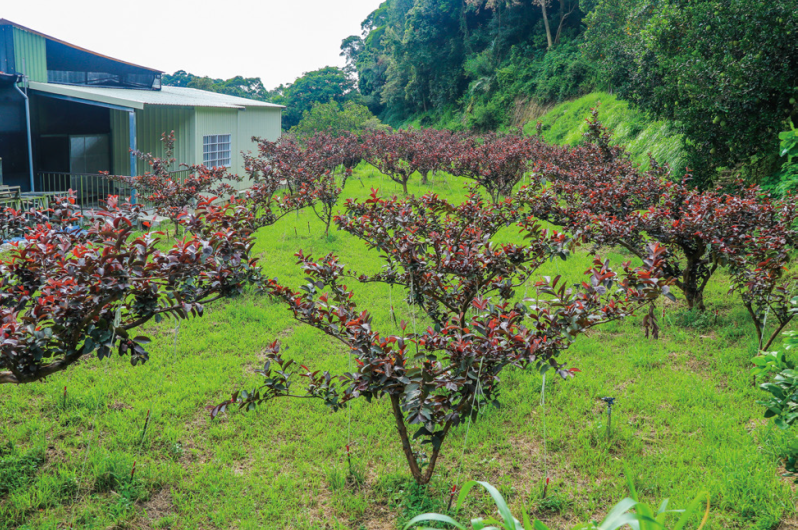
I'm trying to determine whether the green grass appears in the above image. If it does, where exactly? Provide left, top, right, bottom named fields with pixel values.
left=523, top=93, right=687, bottom=177
left=1, top=167, right=796, bottom=529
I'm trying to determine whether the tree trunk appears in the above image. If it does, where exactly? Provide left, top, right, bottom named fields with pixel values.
left=420, top=171, right=429, bottom=185
left=540, top=1, right=553, bottom=49
left=684, top=288, right=705, bottom=311
left=554, top=0, right=574, bottom=45
left=389, top=394, right=450, bottom=485
left=763, top=320, right=791, bottom=351
left=402, top=180, right=409, bottom=195
left=390, top=394, right=424, bottom=483
left=681, top=252, right=707, bottom=311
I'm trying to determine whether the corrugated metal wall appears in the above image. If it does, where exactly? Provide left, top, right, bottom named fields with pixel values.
left=194, top=108, right=241, bottom=186
left=137, top=106, right=195, bottom=169
left=109, top=105, right=281, bottom=186
left=12, top=27, right=47, bottom=82
left=195, top=107, right=282, bottom=189
left=110, top=107, right=195, bottom=175
left=236, top=108, right=282, bottom=188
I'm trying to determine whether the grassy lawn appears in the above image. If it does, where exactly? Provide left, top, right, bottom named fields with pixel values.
left=1, top=167, right=796, bottom=529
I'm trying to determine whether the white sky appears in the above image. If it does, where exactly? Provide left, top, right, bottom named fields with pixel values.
left=3, top=0, right=382, bottom=88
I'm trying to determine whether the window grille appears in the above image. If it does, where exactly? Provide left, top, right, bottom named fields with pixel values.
left=203, top=134, right=232, bottom=168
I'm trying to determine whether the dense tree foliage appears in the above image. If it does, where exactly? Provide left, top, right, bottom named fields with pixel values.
left=346, top=0, right=587, bottom=124
left=289, top=101, right=388, bottom=139
left=162, top=71, right=281, bottom=102
left=279, top=67, right=359, bottom=130
left=584, top=0, right=798, bottom=184
left=774, top=123, right=798, bottom=195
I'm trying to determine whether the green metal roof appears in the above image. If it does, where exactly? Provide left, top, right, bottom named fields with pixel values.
left=28, top=82, right=284, bottom=110
left=0, top=19, right=161, bottom=73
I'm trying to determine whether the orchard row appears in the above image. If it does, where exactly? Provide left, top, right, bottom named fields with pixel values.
left=0, top=114, right=794, bottom=486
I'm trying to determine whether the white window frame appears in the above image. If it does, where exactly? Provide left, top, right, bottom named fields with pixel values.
left=203, top=134, right=232, bottom=168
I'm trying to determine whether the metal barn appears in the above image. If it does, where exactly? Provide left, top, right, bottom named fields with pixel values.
left=0, top=19, right=283, bottom=204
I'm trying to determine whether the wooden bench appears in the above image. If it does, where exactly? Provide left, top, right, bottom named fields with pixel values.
left=0, top=186, right=21, bottom=209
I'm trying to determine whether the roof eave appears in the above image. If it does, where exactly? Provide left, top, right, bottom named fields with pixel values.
left=28, top=81, right=145, bottom=110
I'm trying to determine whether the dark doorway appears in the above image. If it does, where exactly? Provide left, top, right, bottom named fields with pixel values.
left=0, top=77, right=31, bottom=190
left=30, top=94, right=112, bottom=192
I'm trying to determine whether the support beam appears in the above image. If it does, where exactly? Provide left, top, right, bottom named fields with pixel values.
left=129, top=110, right=137, bottom=203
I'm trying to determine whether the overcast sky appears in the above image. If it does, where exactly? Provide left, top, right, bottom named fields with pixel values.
left=3, top=0, right=382, bottom=88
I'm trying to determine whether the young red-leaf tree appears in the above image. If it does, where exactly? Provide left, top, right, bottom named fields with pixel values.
left=0, top=192, right=261, bottom=385
left=522, top=110, right=794, bottom=311
left=450, top=131, right=537, bottom=204
left=363, top=130, right=421, bottom=195
left=308, top=170, right=346, bottom=238
left=106, top=132, right=242, bottom=235
left=336, top=190, right=562, bottom=325
left=243, top=133, right=355, bottom=237
left=307, top=131, right=366, bottom=173
left=211, top=190, right=672, bottom=485
left=240, top=135, right=323, bottom=230
left=719, top=196, right=798, bottom=350
left=302, top=132, right=362, bottom=236
left=406, top=128, right=454, bottom=186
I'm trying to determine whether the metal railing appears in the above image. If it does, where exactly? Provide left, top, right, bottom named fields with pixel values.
left=36, top=169, right=194, bottom=210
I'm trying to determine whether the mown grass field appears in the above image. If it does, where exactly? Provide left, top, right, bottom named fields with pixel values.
left=1, top=167, right=796, bottom=530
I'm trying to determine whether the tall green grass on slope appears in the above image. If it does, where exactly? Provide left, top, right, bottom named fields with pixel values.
left=523, top=92, right=687, bottom=177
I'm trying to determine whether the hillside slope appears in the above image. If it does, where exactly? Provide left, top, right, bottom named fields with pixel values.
left=525, top=93, right=687, bottom=177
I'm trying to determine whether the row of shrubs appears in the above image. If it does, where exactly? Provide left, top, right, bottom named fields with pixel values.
left=1, top=116, right=795, bottom=526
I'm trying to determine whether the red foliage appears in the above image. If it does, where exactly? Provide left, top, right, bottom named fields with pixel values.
left=243, top=133, right=362, bottom=235
left=363, top=129, right=420, bottom=195
left=106, top=132, right=242, bottom=233
left=212, top=189, right=671, bottom=485
left=719, top=195, right=798, bottom=349
left=0, top=192, right=260, bottom=385
left=450, top=130, right=538, bottom=203
left=522, top=109, right=796, bottom=313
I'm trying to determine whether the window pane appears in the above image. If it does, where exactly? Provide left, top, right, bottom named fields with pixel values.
left=70, top=137, right=85, bottom=157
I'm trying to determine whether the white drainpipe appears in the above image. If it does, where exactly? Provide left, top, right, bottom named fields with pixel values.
left=13, top=75, right=35, bottom=192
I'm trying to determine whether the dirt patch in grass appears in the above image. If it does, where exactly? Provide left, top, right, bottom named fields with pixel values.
left=357, top=504, right=397, bottom=530
left=139, top=487, right=175, bottom=526
left=178, top=410, right=213, bottom=467
left=776, top=517, right=798, bottom=529
left=464, top=433, right=599, bottom=529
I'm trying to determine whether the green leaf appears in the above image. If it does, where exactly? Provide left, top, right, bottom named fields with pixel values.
left=403, top=513, right=465, bottom=530
left=673, top=492, right=709, bottom=530
left=456, top=481, right=514, bottom=530
left=597, top=498, right=638, bottom=530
